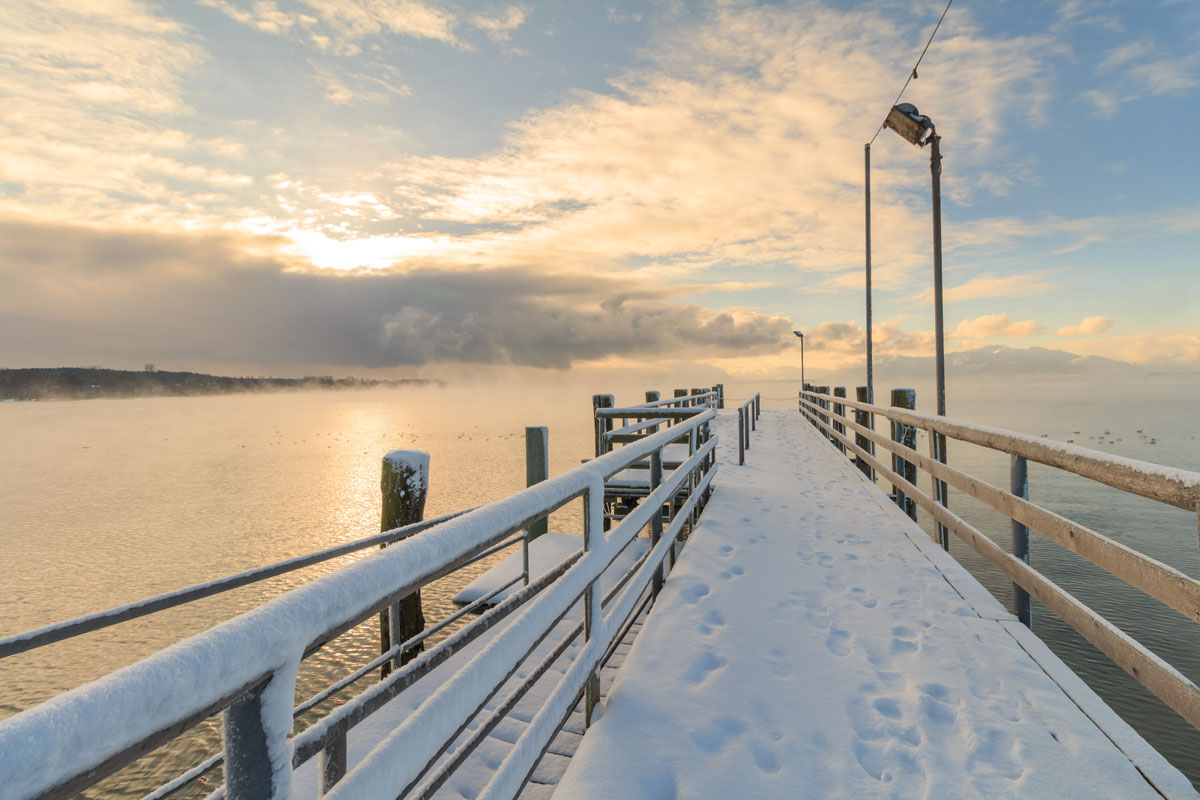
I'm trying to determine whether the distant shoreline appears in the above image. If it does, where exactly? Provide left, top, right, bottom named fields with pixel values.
left=0, top=367, right=442, bottom=402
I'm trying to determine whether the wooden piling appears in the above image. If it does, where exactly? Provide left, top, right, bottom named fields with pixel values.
left=890, top=390, right=918, bottom=521
left=854, top=386, right=872, bottom=478
left=593, top=394, right=614, bottom=455
left=715, top=383, right=725, bottom=409
left=646, top=391, right=661, bottom=434
left=525, top=426, right=549, bottom=540
left=833, top=387, right=846, bottom=453
left=380, top=450, right=428, bottom=676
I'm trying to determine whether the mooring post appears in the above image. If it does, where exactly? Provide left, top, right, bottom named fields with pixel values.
left=1011, top=455, right=1032, bottom=628
left=380, top=450, right=429, bottom=676
left=525, top=427, right=549, bottom=544
left=593, top=394, right=614, bottom=456
left=854, top=386, right=872, bottom=478
left=716, top=383, right=725, bottom=409
left=645, top=390, right=660, bottom=434
left=890, top=390, right=917, bottom=521
left=833, top=387, right=846, bottom=453
left=674, top=388, right=687, bottom=414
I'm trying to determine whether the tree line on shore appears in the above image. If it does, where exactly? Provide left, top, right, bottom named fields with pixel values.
left=0, top=367, right=441, bottom=401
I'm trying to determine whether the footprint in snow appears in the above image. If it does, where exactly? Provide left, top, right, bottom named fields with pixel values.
left=683, top=650, right=728, bottom=685
left=681, top=583, right=710, bottom=604
left=826, top=628, right=853, bottom=656
left=690, top=716, right=745, bottom=754
left=717, top=545, right=733, bottom=557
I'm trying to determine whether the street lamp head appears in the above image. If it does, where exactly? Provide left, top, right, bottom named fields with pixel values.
left=793, top=330, right=803, bottom=338
left=884, top=103, right=935, bottom=147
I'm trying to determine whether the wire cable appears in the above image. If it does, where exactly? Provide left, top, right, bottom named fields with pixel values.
left=867, top=0, right=955, bottom=146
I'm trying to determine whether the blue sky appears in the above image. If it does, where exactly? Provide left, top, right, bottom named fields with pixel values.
left=0, top=0, right=1197, bottom=378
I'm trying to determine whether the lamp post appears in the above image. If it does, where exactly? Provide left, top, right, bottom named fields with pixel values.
left=793, top=331, right=804, bottom=391
left=883, top=102, right=949, bottom=549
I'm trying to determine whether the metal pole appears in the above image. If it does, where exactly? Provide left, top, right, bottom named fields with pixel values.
left=930, top=133, right=946, bottom=418
left=929, top=132, right=950, bottom=550
left=800, top=336, right=805, bottom=391
left=864, top=143, right=874, bottom=407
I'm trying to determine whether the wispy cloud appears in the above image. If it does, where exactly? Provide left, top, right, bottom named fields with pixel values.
left=1058, top=315, right=1114, bottom=337
left=470, top=6, right=528, bottom=43
left=950, top=313, right=1045, bottom=340
left=1081, top=36, right=1198, bottom=117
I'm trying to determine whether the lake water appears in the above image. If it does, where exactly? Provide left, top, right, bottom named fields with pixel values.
left=2, top=377, right=1198, bottom=793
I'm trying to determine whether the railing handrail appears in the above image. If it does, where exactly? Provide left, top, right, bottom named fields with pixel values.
left=0, top=408, right=717, bottom=800
left=802, top=390, right=1200, bottom=511
left=0, top=508, right=475, bottom=660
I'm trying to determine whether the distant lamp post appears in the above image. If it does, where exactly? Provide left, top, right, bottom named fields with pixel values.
left=793, top=331, right=805, bottom=391
left=883, top=102, right=949, bottom=549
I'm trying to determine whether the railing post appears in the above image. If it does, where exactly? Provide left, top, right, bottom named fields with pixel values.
left=319, top=729, right=347, bottom=796
left=716, top=383, right=725, bottom=409
left=928, top=426, right=950, bottom=550
left=890, top=389, right=918, bottom=522
left=674, top=388, right=687, bottom=417
left=738, top=406, right=745, bottom=465
left=650, top=449, right=664, bottom=601
left=755, top=392, right=761, bottom=420
left=380, top=450, right=429, bottom=677
left=525, top=427, right=549, bottom=542
left=833, top=387, right=846, bottom=453
left=750, top=394, right=757, bottom=431
left=854, top=386, right=872, bottom=478
left=1011, top=455, right=1032, bottom=628
left=583, top=480, right=603, bottom=726
left=224, top=677, right=283, bottom=800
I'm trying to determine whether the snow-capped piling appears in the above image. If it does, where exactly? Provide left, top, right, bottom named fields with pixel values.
left=890, top=389, right=918, bottom=521
left=380, top=450, right=429, bottom=676
left=592, top=394, right=614, bottom=458
left=524, top=427, right=549, bottom=541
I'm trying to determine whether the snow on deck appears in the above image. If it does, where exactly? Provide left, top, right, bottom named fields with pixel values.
left=555, top=409, right=1196, bottom=799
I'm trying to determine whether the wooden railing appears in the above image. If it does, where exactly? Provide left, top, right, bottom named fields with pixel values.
left=798, top=390, right=1200, bottom=734
left=0, top=403, right=721, bottom=800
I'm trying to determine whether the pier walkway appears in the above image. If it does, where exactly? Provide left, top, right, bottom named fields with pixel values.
left=556, top=409, right=1196, bottom=799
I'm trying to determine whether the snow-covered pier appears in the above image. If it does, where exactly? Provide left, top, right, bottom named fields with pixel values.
left=2, top=389, right=1199, bottom=799
left=558, top=409, right=1197, bottom=798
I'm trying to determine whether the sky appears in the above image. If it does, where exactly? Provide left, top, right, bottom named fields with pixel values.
left=1, top=0, right=1198, bottom=382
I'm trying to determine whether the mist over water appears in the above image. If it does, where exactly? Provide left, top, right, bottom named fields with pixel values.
left=2, top=376, right=1198, bottom=792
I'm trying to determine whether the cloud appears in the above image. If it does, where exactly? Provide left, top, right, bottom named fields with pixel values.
left=1081, top=37, right=1198, bottom=117
left=202, top=0, right=462, bottom=50
left=0, top=218, right=793, bottom=370
left=914, top=272, right=1061, bottom=304
left=950, top=313, right=1045, bottom=339
left=470, top=6, right=527, bottom=43
left=1057, top=315, right=1114, bottom=337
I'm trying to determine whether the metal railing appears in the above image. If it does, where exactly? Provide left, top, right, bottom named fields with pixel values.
left=0, top=408, right=719, bottom=800
left=798, top=390, right=1200, bottom=735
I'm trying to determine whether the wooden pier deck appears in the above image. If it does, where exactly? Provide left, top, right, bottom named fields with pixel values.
left=556, top=409, right=1197, bottom=799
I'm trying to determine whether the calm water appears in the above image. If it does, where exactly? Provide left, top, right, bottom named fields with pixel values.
left=2, top=378, right=1198, bottom=792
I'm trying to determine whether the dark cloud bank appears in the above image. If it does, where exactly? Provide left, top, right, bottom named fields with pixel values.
left=0, top=220, right=793, bottom=370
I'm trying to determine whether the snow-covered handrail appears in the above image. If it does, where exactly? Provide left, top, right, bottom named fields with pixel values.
left=0, top=508, right=473, bottom=660
left=797, top=390, right=1200, bottom=736
left=0, top=407, right=718, bottom=800
left=824, top=393, right=1200, bottom=511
